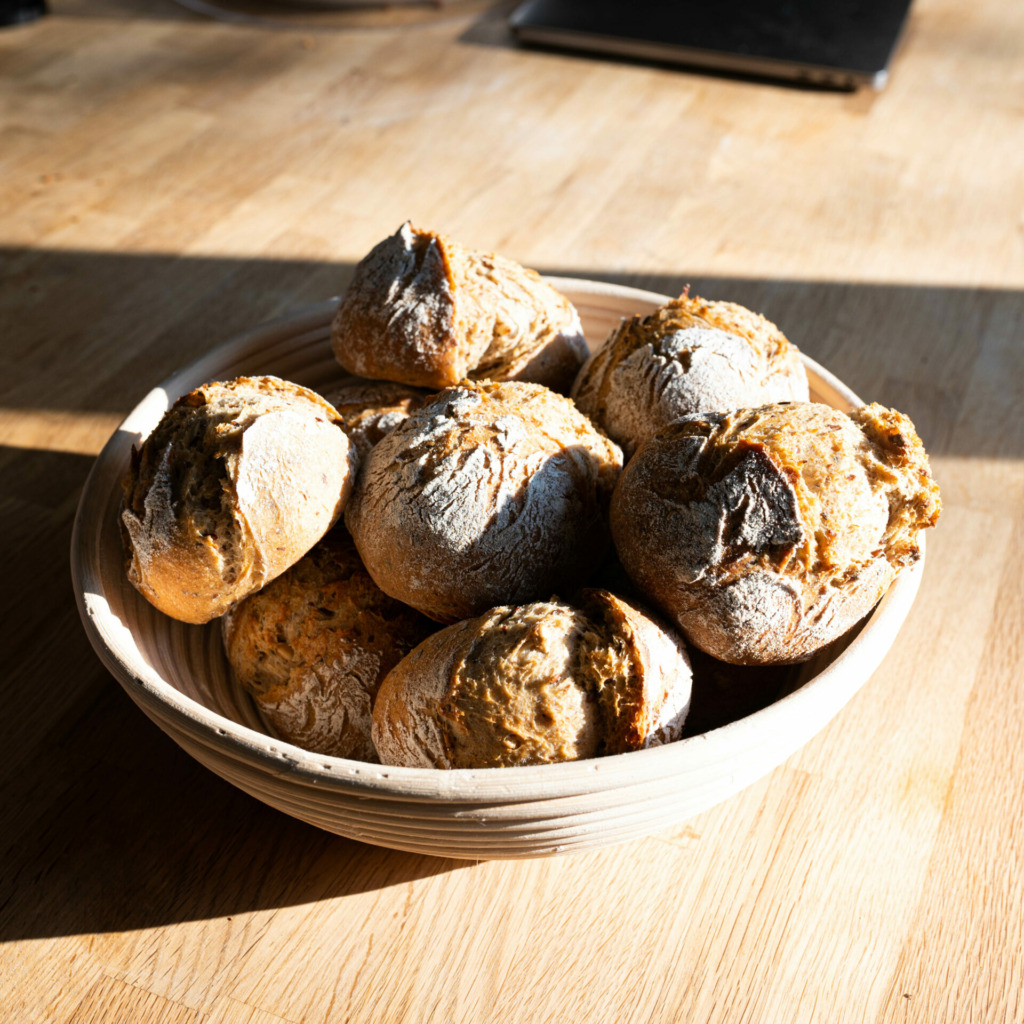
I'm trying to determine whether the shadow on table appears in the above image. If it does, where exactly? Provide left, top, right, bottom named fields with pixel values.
left=2, top=704, right=469, bottom=942
left=0, top=247, right=358, bottom=421
left=0, top=443, right=468, bottom=943
left=0, top=631, right=469, bottom=943
left=0, top=714, right=469, bottom=942
left=547, top=265, right=1021, bottom=464
left=2, top=247, right=1022, bottom=939
left=3, top=246, right=1020, bottom=462
left=52, top=0, right=515, bottom=28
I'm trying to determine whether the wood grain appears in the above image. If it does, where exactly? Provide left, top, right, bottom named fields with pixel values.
left=2, top=0, right=1022, bottom=1019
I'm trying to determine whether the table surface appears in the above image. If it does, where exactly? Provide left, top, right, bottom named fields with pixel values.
left=2, top=0, right=1023, bottom=1021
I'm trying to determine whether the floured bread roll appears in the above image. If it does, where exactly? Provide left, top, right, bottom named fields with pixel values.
left=121, top=376, right=358, bottom=624
left=373, top=590, right=692, bottom=769
left=572, top=293, right=809, bottom=458
left=323, top=377, right=432, bottom=460
left=331, top=221, right=588, bottom=392
left=222, top=530, right=434, bottom=760
left=610, top=402, right=941, bottom=664
left=345, top=380, right=623, bottom=623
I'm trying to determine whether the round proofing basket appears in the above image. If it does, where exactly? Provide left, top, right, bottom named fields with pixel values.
left=71, top=278, right=924, bottom=860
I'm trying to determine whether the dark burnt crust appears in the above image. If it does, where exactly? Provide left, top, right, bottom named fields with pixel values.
left=616, top=415, right=806, bottom=592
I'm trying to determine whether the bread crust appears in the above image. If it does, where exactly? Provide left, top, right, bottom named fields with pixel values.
left=222, top=529, right=433, bottom=760
left=572, top=293, right=809, bottom=458
left=372, top=591, right=692, bottom=769
left=610, top=402, right=941, bottom=664
left=120, top=376, right=358, bottom=624
left=323, top=377, right=432, bottom=460
left=331, top=222, right=588, bottom=391
left=345, top=380, right=623, bottom=623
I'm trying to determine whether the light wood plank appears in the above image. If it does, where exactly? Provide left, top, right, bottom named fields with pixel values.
left=2, top=0, right=1023, bottom=1021
left=876, top=517, right=1024, bottom=1021
left=66, top=974, right=202, bottom=1024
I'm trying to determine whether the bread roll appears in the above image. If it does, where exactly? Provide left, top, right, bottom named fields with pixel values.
left=372, top=590, right=692, bottom=769
left=345, top=380, right=623, bottom=623
left=331, top=221, right=588, bottom=392
left=610, top=402, right=941, bottom=664
left=323, top=377, right=432, bottom=460
left=572, top=293, right=809, bottom=458
left=121, top=376, right=357, bottom=624
left=222, top=530, right=434, bottom=760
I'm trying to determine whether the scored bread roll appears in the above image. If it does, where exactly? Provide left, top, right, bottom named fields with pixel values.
left=345, top=380, right=623, bottom=623
left=610, top=402, right=941, bottom=664
left=121, top=376, right=358, bottom=624
left=331, top=221, right=588, bottom=392
left=572, top=292, right=809, bottom=459
left=323, top=377, right=432, bottom=460
left=222, top=530, right=434, bottom=760
left=372, top=590, right=692, bottom=769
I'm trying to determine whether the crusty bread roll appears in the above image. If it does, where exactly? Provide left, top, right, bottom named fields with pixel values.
left=331, top=221, right=588, bottom=392
left=610, top=402, right=941, bottom=664
left=372, top=590, right=692, bottom=769
left=572, top=292, right=809, bottom=458
left=222, top=529, right=434, bottom=760
left=121, top=376, right=358, bottom=624
left=323, top=377, right=432, bottom=460
left=345, top=380, right=623, bottom=623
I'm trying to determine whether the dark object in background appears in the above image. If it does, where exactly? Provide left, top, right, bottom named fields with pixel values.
left=0, top=0, right=46, bottom=24
left=510, top=0, right=914, bottom=90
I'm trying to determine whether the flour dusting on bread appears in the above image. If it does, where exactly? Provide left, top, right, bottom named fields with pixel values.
left=610, top=402, right=940, bottom=664
left=573, top=293, right=809, bottom=458
left=346, top=380, right=622, bottom=623
left=121, top=376, right=357, bottom=624
left=332, top=222, right=587, bottom=392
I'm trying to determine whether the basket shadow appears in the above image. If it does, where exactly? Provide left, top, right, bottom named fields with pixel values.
left=0, top=445, right=468, bottom=943
left=0, top=664, right=470, bottom=942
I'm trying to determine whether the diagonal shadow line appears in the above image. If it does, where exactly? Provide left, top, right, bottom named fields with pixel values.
left=550, top=264, right=1024, bottom=464
left=0, top=248, right=358, bottom=419
left=2, top=247, right=1021, bottom=460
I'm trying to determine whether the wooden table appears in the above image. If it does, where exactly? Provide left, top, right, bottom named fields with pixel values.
left=3, top=0, right=1022, bottom=1020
